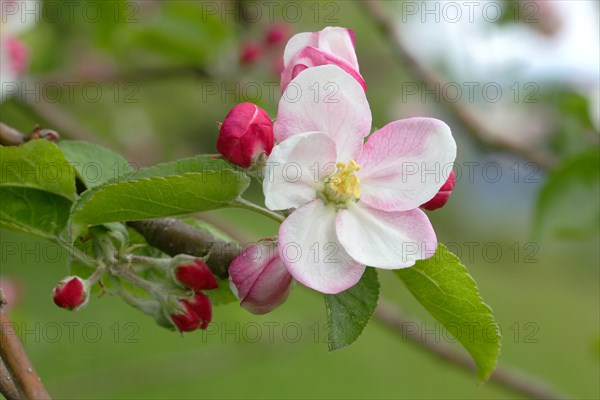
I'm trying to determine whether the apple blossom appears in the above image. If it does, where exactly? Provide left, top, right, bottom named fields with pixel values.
left=229, top=240, right=293, bottom=314
left=217, top=102, right=274, bottom=168
left=280, top=26, right=366, bottom=93
left=264, top=65, right=456, bottom=294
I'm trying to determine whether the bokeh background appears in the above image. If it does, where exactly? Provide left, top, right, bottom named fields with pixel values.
left=1, top=0, right=598, bottom=398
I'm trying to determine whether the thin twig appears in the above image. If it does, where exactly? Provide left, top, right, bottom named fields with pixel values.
left=374, top=300, right=572, bottom=400
left=359, top=0, right=558, bottom=169
left=0, top=290, right=51, bottom=399
left=0, top=123, right=25, bottom=146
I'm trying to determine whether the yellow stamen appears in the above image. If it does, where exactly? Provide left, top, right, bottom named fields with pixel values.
left=322, top=160, right=361, bottom=205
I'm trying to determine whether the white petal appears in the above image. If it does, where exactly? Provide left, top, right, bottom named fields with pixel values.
left=274, top=65, right=371, bottom=161
left=337, top=202, right=437, bottom=269
left=263, top=132, right=337, bottom=210
left=358, top=118, right=457, bottom=212
left=283, top=32, right=315, bottom=65
left=278, top=200, right=365, bottom=294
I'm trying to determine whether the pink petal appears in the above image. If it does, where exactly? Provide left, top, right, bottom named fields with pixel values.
left=317, top=27, right=359, bottom=69
left=275, top=65, right=371, bottom=162
left=278, top=200, right=365, bottom=294
left=337, top=202, right=437, bottom=269
left=358, top=117, right=456, bottom=212
left=281, top=46, right=367, bottom=93
left=263, top=132, right=337, bottom=210
left=283, top=32, right=316, bottom=65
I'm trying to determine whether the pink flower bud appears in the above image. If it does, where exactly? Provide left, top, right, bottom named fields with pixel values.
left=229, top=240, right=293, bottom=315
left=281, top=27, right=366, bottom=93
left=421, top=171, right=456, bottom=211
left=240, top=41, right=263, bottom=64
left=265, top=23, right=290, bottom=46
left=52, top=276, right=88, bottom=311
left=170, top=293, right=212, bottom=332
left=217, top=102, right=274, bottom=168
left=174, top=259, right=218, bottom=291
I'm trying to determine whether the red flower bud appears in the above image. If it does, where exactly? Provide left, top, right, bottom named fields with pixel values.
left=170, top=300, right=201, bottom=332
left=186, top=292, right=212, bottom=330
left=265, top=23, right=290, bottom=45
left=52, top=276, right=88, bottom=311
left=421, top=171, right=456, bottom=211
left=170, top=293, right=212, bottom=332
left=174, top=259, right=218, bottom=291
left=240, top=41, right=263, bottom=64
left=217, top=102, right=274, bottom=168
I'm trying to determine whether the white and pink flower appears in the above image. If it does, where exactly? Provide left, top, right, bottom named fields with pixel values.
left=264, top=65, right=456, bottom=294
left=280, top=27, right=365, bottom=93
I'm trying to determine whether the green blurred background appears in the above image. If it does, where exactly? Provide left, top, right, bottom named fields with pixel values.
left=1, top=1, right=598, bottom=398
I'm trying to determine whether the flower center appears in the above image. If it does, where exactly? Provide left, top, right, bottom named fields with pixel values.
left=321, top=160, right=361, bottom=206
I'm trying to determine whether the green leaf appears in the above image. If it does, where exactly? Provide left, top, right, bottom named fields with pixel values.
left=324, top=268, right=379, bottom=351
left=535, top=149, right=600, bottom=239
left=0, top=140, right=76, bottom=200
left=0, top=187, right=71, bottom=239
left=395, top=245, right=501, bottom=382
left=207, top=277, right=237, bottom=306
left=68, top=156, right=249, bottom=240
left=58, top=140, right=134, bottom=189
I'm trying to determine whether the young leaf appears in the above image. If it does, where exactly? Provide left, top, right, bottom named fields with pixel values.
left=58, top=140, right=134, bottom=189
left=68, top=156, right=249, bottom=240
left=0, top=187, right=71, bottom=239
left=0, top=140, right=76, bottom=200
left=324, top=267, right=379, bottom=351
left=535, top=149, right=599, bottom=239
left=395, top=245, right=500, bottom=383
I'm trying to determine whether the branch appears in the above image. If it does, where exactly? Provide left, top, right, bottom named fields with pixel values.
left=374, top=300, right=571, bottom=400
left=0, top=355, right=21, bottom=400
left=359, top=0, right=558, bottom=169
left=127, top=218, right=240, bottom=279
left=0, top=290, right=51, bottom=400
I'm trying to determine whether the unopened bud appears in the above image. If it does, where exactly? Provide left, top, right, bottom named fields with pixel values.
left=169, top=292, right=212, bottom=332
left=421, top=171, right=456, bottom=211
left=265, top=23, right=290, bottom=45
left=229, top=240, right=293, bottom=315
left=240, top=41, right=263, bottom=64
left=174, top=259, right=218, bottom=291
left=216, top=102, right=274, bottom=168
left=52, top=276, right=89, bottom=311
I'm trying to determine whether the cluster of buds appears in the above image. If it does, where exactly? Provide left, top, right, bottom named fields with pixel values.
left=52, top=253, right=219, bottom=334
left=164, top=256, right=218, bottom=332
